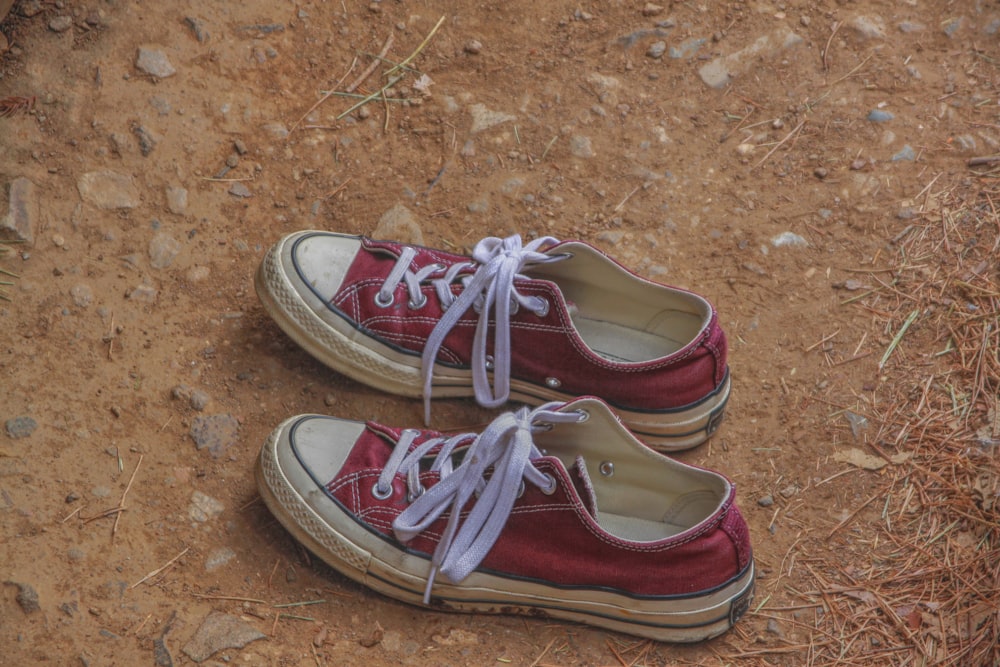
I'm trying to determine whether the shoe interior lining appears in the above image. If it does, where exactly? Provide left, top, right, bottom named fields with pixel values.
left=532, top=244, right=710, bottom=363
left=540, top=401, right=729, bottom=544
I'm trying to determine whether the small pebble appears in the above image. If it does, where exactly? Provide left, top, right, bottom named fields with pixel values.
left=814, top=167, right=828, bottom=179
left=190, top=390, right=210, bottom=411
left=464, top=40, right=482, bottom=55
left=49, top=16, right=74, bottom=32
left=6, top=416, right=38, bottom=439
left=229, top=182, right=252, bottom=198
left=757, top=495, right=774, bottom=507
left=12, top=582, right=40, bottom=613
left=867, top=109, right=894, bottom=123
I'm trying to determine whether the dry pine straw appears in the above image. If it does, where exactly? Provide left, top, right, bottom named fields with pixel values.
left=783, top=183, right=1000, bottom=667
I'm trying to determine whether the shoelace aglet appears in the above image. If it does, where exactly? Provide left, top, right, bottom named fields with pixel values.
left=422, top=565, right=439, bottom=605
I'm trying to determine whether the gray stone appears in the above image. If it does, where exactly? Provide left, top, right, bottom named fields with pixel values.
left=190, top=414, right=239, bottom=458
left=133, top=125, right=156, bottom=156
left=569, top=135, right=595, bottom=158
left=165, top=186, right=188, bottom=215
left=867, top=109, right=894, bottom=122
left=647, top=41, right=666, bottom=59
left=499, top=177, right=525, bottom=196
left=70, top=284, right=94, bottom=307
left=228, top=182, right=252, bottom=198
left=892, top=144, right=916, bottom=162
left=668, top=37, right=706, bottom=59
left=153, top=637, right=173, bottom=667
left=698, top=27, right=803, bottom=88
left=188, top=491, right=224, bottom=522
left=189, top=390, right=210, bottom=411
left=182, top=612, right=265, bottom=663
left=5, top=416, right=37, bottom=439
left=468, top=103, right=516, bottom=134
left=149, top=96, right=171, bottom=116
left=136, top=47, right=176, bottom=78
left=205, top=547, right=236, bottom=572
left=467, top=199, right=489, bottom=214
left=373, top=204, right=423, bottom=245
left=184, top=16, right=209, bottom=43
left=757, top=495, right=774, bottom=507
left=77, top=170, right=140, bottom=210
left=8, top=582, right=40, bottom=613
left=149, top=232, right=181, bottom=269
left=127, top=284, right=158, bottom=302
left=771, top=232, right=808, bottom=248
left=597, top=230, right=625, bottom=244
left=48, top=16, right=73, bottom=32
left=19, top=0, right=43, bottom=17
left=2, top=177, right=38, bottom=243
left=261, top=123, right=289, bottom=138
left=849, top=15, right=886, bottom=40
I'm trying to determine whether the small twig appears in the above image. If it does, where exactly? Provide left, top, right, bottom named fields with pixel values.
left=132, top=613, right=153, bottom=636
left=528, top=637, right=557, bottom=667
left=822, top=21, right=841, bottom=71
left=113, top=454, right=143, bottom=539
left=346, top=34, right=395, bottom=93
left=336, top=75, right=403, bottom=120
left=806, top=329, right=840, bottom=352
left=61, top=506, right=82, bottom=523
left=829, top=53, right=874, bottom=87
left=131, top=547, right=190, bottom=589
left=273, top=599, right=326, bottom=608
left=289, top=57, right=359, bottom=133
left=751, top=120, right=805, bottom=171
left=192, top=593, right=267, bottom=604
left=613, top=186, right=642, bottom=213
left=323, top=177, right=353, bottom=200
left=878, top=308, right=920, bottom=370
left=383, top=16, right=446, bottom=79
left=540, top=135, right=559, bottom=160
left=828, top=494, right=880, bottom=539
left=198, top=176, right=255, bottom=182
left=82, top=506, right=125, bottom=524
left=968, top=155, right=1000, bottom=167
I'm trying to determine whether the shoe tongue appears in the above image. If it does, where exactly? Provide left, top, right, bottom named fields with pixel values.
left=569, top=455, right=600, bottom=521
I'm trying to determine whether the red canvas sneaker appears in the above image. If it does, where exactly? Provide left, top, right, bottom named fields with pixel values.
left=255, top=397, right=754, bottom=642
left=255, top=232, right=729, bottom=451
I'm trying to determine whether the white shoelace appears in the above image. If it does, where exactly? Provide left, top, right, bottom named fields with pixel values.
left=375, top=234, right=567, bottom=423
left=378, top=403, right=585, bottom=603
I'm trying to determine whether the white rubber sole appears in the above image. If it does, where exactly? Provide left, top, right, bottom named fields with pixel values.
left=255, top=238, right=729, bottom=451
left=256, top=417, right=755, bottom=642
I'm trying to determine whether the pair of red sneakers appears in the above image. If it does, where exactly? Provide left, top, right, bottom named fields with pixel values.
left=253, top=231, right=753, bottom=642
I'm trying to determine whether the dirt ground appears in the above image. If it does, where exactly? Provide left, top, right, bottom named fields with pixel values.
left=2, top=1, right=998, bottom=665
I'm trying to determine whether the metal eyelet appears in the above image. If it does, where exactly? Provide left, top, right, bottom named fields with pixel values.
left=406, top=485, right=425, bottom=503
left=534, top=300, right=550, bottom=318
left=545, top=377, right=561, bottom=389
left=374, top=291, right=394, bottom=307
left=575, top=409, right=590, bottom=422
left=485, top=355, right=495, bottom=371
left=371, top=482, right=393, bottom=500
left=599, top=461, right=615, bottom=477
left=408, top=294, right=428, bottom=309
left=540, top=473, right=557, bottom=495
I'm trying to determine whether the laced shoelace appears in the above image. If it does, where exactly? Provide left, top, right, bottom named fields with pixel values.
left=375, top=235, right=568, bottom=423
left=375, top=403, right=585, bottom=603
